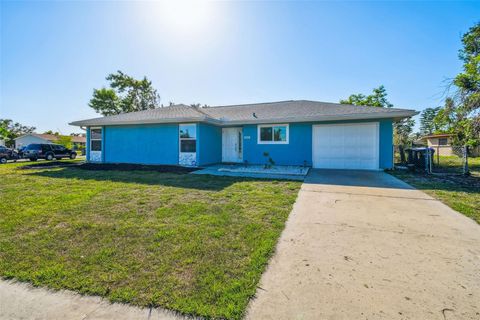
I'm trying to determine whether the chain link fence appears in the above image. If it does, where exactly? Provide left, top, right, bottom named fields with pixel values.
left=394, top=145, right=474, bottom=175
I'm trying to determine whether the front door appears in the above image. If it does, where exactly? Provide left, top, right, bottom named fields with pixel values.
left=222, top=127, right=243, bottom=163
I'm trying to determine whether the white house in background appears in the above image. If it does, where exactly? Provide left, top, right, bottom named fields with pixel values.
left=14, top=133, right=86, bottom=150
left=0, top=139, right=5, bottom=147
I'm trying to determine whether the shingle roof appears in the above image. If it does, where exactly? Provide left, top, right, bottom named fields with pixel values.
left=70, top=100, right=418, bottom=126
left=15, top=133, right=86, bottom=143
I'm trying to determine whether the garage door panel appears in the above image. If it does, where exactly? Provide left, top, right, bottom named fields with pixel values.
left=313, top=123, right=379, bottom=170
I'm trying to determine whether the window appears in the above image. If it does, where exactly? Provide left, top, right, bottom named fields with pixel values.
left=179, top=124, right=196, bottom=153
left=41, top=144, right=53, bottom=152
left=238, top=131, right=242, bottom=153
left=90, top=128, right=102, bottom=152
left=26, top=144, right=41, bottom=150
left=438, top=138, right=448, bottom=146
left=51, top=144, right=66, bottom=151
left=258, top=124, right=289, bottom=144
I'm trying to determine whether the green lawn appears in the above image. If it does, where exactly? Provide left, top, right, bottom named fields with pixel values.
left=0, top=161, right=301, bottom=319
left=433, top=155, right=480, bottom=175
left=390, top=159, right=480, bottom=224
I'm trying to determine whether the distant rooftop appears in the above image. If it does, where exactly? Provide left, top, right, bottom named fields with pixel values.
left=70, top=100, right=418, bottom=127
left=15, top=133, right=86, bottom=143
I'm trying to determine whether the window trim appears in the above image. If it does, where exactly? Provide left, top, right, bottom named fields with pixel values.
left=179, top=123, right=197, bottom=153
left=90, top=127, right=102, bottom=152
left=257, top=124, right=289, bottom=145
left=438, top=137, right=449, bottom=146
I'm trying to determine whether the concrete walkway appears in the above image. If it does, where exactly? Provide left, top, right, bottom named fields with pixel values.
left=193, top=164, right=306, bottom=181
left=247, top=169, right=480, bottom=320
left=0, top=280, right=186, bottom=320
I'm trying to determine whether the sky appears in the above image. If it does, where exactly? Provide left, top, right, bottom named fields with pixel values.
left=0, top=1, right=479, bottom=134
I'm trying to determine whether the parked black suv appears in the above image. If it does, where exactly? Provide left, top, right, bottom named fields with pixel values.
left=0, top=146, right=19, bottom=164
left=23, top=144, right=77, bottom=161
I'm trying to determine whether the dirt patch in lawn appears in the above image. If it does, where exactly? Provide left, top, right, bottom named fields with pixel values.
left=19, top=161, right=82, bottom=170
left=413, top=172, right=480, bottom=188
left=77, top=163, right=200, bottom=173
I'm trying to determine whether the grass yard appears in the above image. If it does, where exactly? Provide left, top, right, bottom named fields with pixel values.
left=433, top=155, right=480, bottom=175
left=0, top=161, right=301, bottom=319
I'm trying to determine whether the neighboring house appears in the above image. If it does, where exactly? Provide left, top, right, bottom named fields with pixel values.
left=70, top=100, right=417, bottom=170
left=0, top=139, right=4, bottom=147
left=418, top=133, right=480, bottom=157
left=14, top=133, right=86, bottom=150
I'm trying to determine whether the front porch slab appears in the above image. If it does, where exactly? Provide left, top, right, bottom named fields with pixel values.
left=192, top=164, right=309, bottom=180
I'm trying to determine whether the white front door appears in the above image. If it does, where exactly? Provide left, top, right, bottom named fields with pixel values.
left=222, top=127, right=243, bottom=163
left=312, top=122, right=379, bottom=170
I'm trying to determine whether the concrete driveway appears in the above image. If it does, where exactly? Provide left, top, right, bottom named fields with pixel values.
left=247, top=170, right=480, bottom=320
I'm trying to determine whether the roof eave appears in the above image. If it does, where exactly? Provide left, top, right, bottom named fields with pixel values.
left=69, top=110, right=418, bottom=127
left=219, top=110, right=419, bottom=125
left=69, top=116, right=222, bottom=127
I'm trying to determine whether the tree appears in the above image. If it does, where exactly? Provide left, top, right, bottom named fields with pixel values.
left=454, top=22, right=480, bottom=121
left=340, top=86, right=414, bottom=163
left=419, top=107, right=441, bottom=136
left=56, top=135, right=73, bottom=149
left=340, top=85, right=415, bottom=144
left=0, top=119, right=36, bottom=147
left=89, top=71, right=160, bottom=116
left=43, top=130, right=59, bottom=135
left=89, top=88, right=121, bottom=116
left=433, top=98, right=480, bottom=148
left=340, top=85, right=393, bottom=108
left=393, top=118, right=415, bottom=146
left=433, top=98, right=457, bottom=133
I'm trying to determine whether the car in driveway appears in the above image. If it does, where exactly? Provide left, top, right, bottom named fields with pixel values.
left=0, top=146, right=19, bottom=164
left=23, top=144, right=77, bottom=161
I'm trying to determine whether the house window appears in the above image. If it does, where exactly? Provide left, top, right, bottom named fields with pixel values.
left=438, top=138, right=448, bottom=146
left=258, top=124, right=289, bottom=144
left=179, top=124, right=196, bottom=153
left=90, top=128, right=102, bottom=151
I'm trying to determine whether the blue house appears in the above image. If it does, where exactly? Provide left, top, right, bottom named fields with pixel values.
left=70, top=100, right=417, bottom=170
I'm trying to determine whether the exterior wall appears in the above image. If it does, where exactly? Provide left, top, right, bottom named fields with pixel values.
left=242, top=119, right=394, bottom=169
left=379, top=120, right=393, bottom=169
left=197, top=123, right=222, bottom=166
left=243, top=122, right=312, bottom=166
left=103, top=124, right=179, bottom=165
left=85, top=118, right=395, bottom=169
left=426, top=137, right=454, bottom=156
left=86, top=127, right=90, bottom=160
left=15, top=135, right=51, bottom=149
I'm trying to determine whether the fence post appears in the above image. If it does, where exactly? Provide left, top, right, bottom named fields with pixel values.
left=463, top=146, right=470, bottom=176
left=425, top=148, right=431, bottom=174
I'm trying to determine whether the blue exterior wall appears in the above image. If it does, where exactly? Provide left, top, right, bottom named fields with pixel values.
left=85, top=127, right=90, bottom=160
left=85, top=118, right=394, bottom=169
left=243, top=123, right=313, bottom=166
left=197, top=123, right=222, bottom=166
left=242, top=119, right=394, bottom=169
left=379, top=119, right=393, bottom=169
left=103, top=124, right=179, bottom=165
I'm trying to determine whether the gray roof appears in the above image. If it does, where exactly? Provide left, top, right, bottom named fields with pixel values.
left=70, top=100, right=418, bottom=127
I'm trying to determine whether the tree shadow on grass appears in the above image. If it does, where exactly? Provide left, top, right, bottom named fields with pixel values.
left=390, top=171, right=480, bottom=194
left=24, top=166, right=281, bottom=191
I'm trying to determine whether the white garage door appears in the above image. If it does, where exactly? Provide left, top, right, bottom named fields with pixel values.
left=313, top=122, right=379, bottom=170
